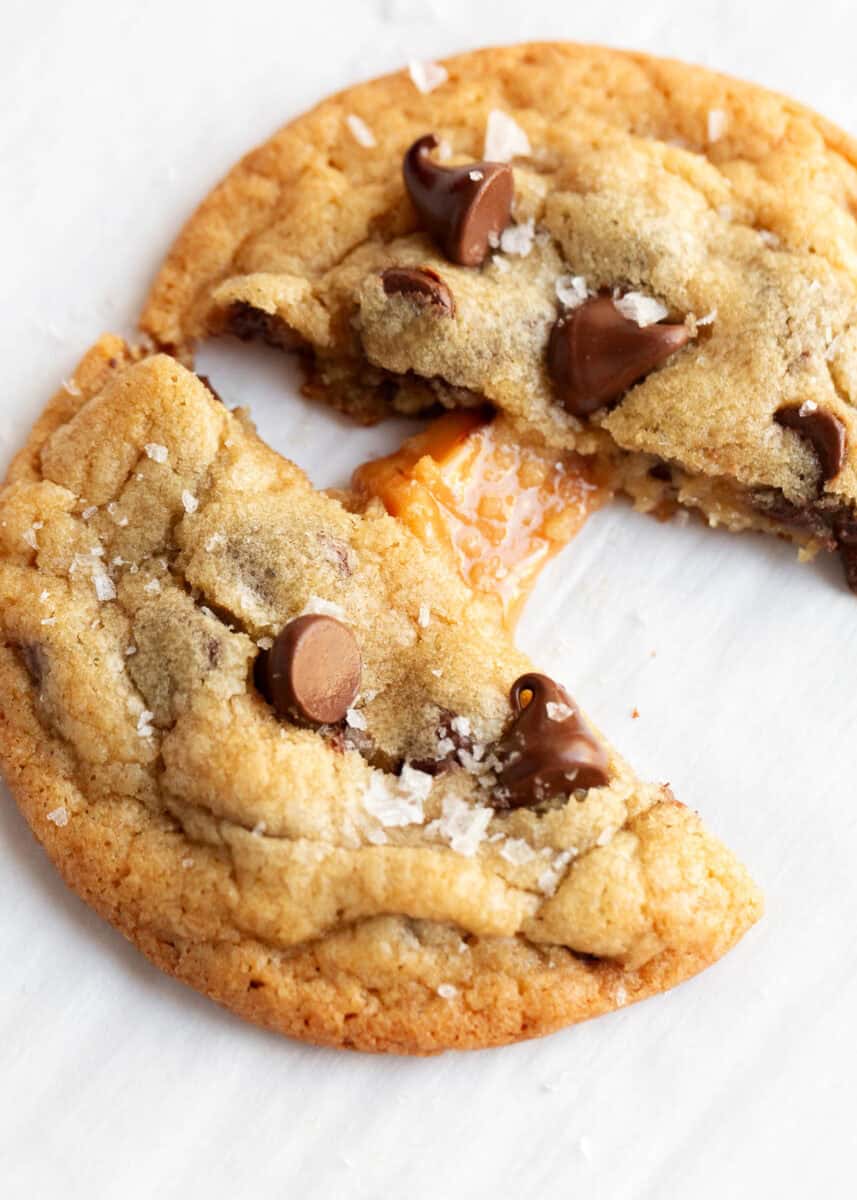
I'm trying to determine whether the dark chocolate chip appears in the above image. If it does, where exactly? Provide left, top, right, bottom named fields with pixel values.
left=266, top=614, right=361, bottom=726
left=547, top=296, right=691, bottom=418
left=381, top=266, right=455, bottom=315
left=648, top=461, right=673, bottom=483
left=227, top=302, right=301, bottom=351
left=775, top=402, right=847, bottom=483
left=492, top=673, right=609, bottom=808
left=403, top=134, right=514, bottom=267
left=17, top=642, right=46, bottom=688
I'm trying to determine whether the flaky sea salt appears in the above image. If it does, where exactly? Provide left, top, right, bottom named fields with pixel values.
left=417, top=603, right=430, bottom=628
left=302, top=595, right=347, bottom=622
left=451, top=715, right=471, bottom=738
left=181, top=490, right=199, bottom=514
left=252, top=820, right=267, bottom=837
left=614, top=292, right=669, bottom=327
left=707, top=108, right=728, bottom=143
left=555, top=275, right=589, bottom=309
left=433, top=794, right=492, bottom=857
left=499, top=218, right=535, bottom=257
left=46, top=806, right=69, bottom=827
left=63, top=377, right=82, bottom=397
left=484, top=109, right=531, bottom=161
left=757, top=229, right=780, bottom=248
left=695, top=309, right=717, bottom=326
left=437, top=983, right=458, bottom=1000
left=595, top=825, right=616, bottom=847
left=408, top=59, right=448, bottom=94
left=93, top=573, right=116, bottom=602
left=181, top=857, right=194, bottom=869
left=22, top=524, right=40, bottom=550
left=537, top=848, right=575, bottom=896
left=492, top=254, right=511, bottom=273
left=346, top=707, right=368, bottom=731
left=346, top=114, right=376, bottom=148
left=81, top=505, right=98, bottom=521
left=205, top=531, right=225, bottom=552
left=256, top=636, right=274, bottom=651
left=615, top=984, right=628, bottom=1006
left=144, top=578, right=162, bottom=595
left=363, top=765, right=433, bottom=828
left=137, top=710, right=155, bottom=738
left=500, top=837, right=537, bottom=866
left=546, top=701, right=574, bottom=722
left=144, top=442, right=169, bottom=463
left=437, top=138, right=452, bottom=161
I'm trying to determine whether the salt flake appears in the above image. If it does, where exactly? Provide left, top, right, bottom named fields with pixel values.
left=707, top=108, right=728, bottom=143
left=346, top=114, right=376, bottom=148
left=499, top=218, right=535, bottom=257
left=437, top=983, right=458, bottom=1000
left=555, top=275, right=589, bottom=309
left=46, top=806, right=69, bottom=827
left=408, top=59, right=448, bottom=94
left=144, top=442, right=169, bottom=463
left=181, top=490, right=199, bottom=514
left=614, top=292, right=669, bottom=327
left=484, top=109, right=531, bottom=162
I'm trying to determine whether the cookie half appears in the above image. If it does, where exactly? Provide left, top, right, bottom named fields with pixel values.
left=141, top=42, right=857, bottom=591
left=0, top=340, right=761, bottom=1052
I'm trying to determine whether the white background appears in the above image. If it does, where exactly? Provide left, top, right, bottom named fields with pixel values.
left=2, top=2, right=856, bottom=1196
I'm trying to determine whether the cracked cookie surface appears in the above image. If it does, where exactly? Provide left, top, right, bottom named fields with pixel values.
left=0, top=338, right=760, bottom=1052
left=141, top=41, right=857, bottom=590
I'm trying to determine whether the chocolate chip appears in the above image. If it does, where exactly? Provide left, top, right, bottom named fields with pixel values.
left=403, top=134, right=514, bottom=267
left=775, top=403, right=847, bottom=483
left=547, top=296, right=691, bottom=418
left=492, top=673, right=609, bottom=808
left=16, top=642, right=45, bottom=689
left=648, top=461, right=673, bottom=483
left=227, top=302, right=302, bottom=351
left=381, top=266, right=455, bottom=315
left=265, top=615, right=361, bottom=726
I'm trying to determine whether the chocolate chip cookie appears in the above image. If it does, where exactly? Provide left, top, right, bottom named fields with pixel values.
left=0, top=338, right=761, bottom=1052
left=141, top=42, right=857, bottom=591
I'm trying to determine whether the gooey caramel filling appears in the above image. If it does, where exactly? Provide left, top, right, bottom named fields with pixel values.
left=353, top=409, right=610, bottom=625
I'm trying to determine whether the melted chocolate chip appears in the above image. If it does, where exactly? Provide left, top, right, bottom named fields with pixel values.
left=17, top=642, right=46, bottom=688
left=381, top=266, right=455, bottom=315
left=775, top=403, right=847, bottom=483
left=750, top=488, right=857, bottom=593
left=266, top=615, right=361, bottom=726
left=403, top=134, right=514, bottom=267
left=547, top=296, right=691, bottom=418
left=197, top=374, right=224, bottom=404
left=492, top=673, right=609, bottom=808
left=227, top=302, right=302, bottom=351
left=648, top=461, right=673, bottom=483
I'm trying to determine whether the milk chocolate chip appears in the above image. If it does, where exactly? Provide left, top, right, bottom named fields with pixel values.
left=548, top=296, right=690, bottom=418
left=266, top=615, right=361, bottom=726
left=492, top=673, right=609, bottom=808
left=381, top=266, right=455, bottom=315
left=775, top=402, right=846, bottom=483
left=403, top=134, right=514, bottom=267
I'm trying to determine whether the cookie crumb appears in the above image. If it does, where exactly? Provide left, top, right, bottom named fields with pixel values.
left=46, top=806, right=69, bottom=827
left=631, top=707, right=640, bottom=719
left=408, top=59, right=447, bottom=94
left=346, top=114, right=376, bottom=148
